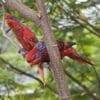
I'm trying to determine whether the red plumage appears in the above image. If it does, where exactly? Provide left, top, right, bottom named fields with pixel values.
left=61, top=48, right=94, bottom=66
left=26, top=43, right=93, bottom=66
left=25, top=41, right=75, bottom=65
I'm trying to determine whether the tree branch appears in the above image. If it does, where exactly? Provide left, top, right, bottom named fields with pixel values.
left=36, top=0, right=71, bottom=100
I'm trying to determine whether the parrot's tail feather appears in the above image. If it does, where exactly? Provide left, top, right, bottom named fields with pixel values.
left=70, top=55, right=94, bottom=66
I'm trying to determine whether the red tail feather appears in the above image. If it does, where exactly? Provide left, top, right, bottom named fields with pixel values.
left=63, top=48, right=94, bottom=66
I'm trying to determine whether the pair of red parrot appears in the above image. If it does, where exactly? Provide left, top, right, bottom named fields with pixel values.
left=4, top=13, right=93, bottom=83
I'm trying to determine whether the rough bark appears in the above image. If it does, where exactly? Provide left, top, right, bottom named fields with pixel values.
left=36, top=1, right=71, bottom=100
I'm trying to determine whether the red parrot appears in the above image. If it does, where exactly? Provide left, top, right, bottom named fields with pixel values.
left=4, top=13, right=75, bottom=83
left=4, top=13, right=38, bottom=51
left=4, top=14, right=93, bottom=66
left=5, top=14, right=93, bottom=84
left=25, top=42, right=93, bottom=66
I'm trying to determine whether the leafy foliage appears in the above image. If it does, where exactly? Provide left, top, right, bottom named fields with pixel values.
left=0, top=0, right=100, bottom=100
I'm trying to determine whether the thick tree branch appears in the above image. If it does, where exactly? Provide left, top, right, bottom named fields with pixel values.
left=36, top=0, right=71, bottom=100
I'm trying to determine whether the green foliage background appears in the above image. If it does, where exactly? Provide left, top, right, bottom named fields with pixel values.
left=0, top=0, right=100, bottom=100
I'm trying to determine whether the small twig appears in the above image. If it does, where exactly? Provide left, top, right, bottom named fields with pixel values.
left=91, top=65, right=100, bottom=89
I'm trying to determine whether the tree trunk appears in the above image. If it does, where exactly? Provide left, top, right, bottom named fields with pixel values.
left=36, top=0, right=71, bottom=100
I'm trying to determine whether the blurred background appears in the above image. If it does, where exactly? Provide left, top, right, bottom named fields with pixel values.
left=0, top=0, right=100, bottom=100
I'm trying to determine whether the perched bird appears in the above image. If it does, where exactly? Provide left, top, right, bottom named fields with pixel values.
left=25, top=42, right=93, bottom=66
left=4, top=13, right=38, bottom=51
left=5, top=14, right=93, bottom=84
